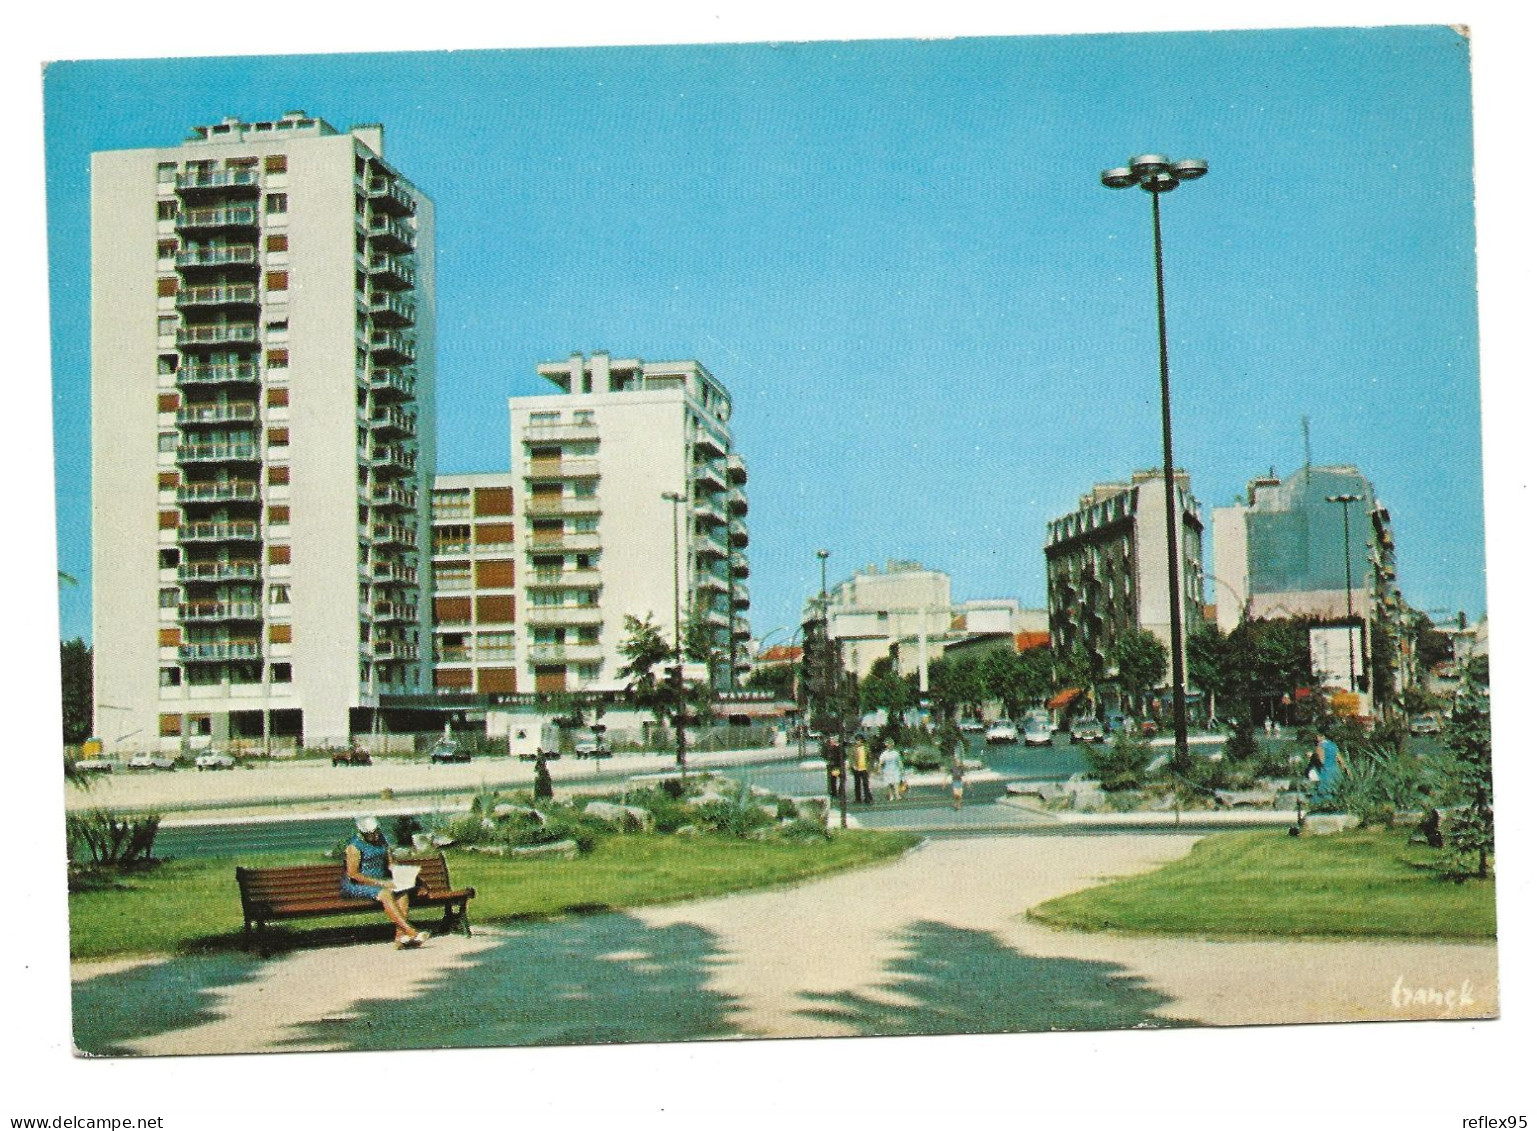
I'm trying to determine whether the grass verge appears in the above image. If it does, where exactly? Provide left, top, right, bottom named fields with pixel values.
left=1029, top=828, right=1495, bottom=941
left=69, top=830, right=917, bottom=961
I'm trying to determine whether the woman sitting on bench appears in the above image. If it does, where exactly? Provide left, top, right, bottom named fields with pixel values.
left=342, top=816, right=429, bottom=949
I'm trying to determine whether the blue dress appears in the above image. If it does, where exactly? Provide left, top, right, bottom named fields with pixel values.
left=340, top=833, right=389, bottom=900
left=1311, top=739, right=1343, bottom=804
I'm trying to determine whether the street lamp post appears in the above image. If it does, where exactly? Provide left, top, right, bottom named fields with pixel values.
left=1326, top=493, right=1363, bottom=696
left=1101, top=153, right=1208, bottom=771
left=662, top=491, right=689, bottom=775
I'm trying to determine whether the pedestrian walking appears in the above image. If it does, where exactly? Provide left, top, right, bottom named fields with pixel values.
left=851, top=733, right=873, bottom=804
left=950, top=760, right=965, bottom=810
left=1306, top=731, right=1349, bottom=809
left=878, top=741, right=905, bottom=801
left=824, top=734, right=845, bottom=801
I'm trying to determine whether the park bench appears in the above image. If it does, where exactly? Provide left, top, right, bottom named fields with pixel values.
left=235, top=852, right=475, bottom=952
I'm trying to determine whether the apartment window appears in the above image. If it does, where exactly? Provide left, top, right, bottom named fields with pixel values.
left=271, top=663, right=292, bottom=683
left=435, top=596, right=472, bottom=624
left=269, top=623, right=292, bottom=644
left=264, top=154, right=287, bottom=174
left=157, top=240, right=178, bottom=260
left=268, top=544, right=291, bottom=566
left=157, top=200, right=177, bottom=221
left=571, top=517, right=599, bottom=534
left=266, top=319, right=289, bottom=334
left=157, top=432, right=177, bottom=453
left=533, top=627, right=564, bottom=645
left=267, top=387, right=289, bottom=407
left=473, top=487, right=514, bottom=517
left=355, top=233, right=366, bottom=255
left=475, top=559, right=515, bottom=589
left=269, top=584, right=290, bottom=605
left=158, top=510, right=179, bottom=530
left=266, top=348, right=288, bottom=369
left=157, top=315, right=177, bottom=337
left=158, top=588, right=179, bottom=609
left=268, top=504, right=290, bottom=524
left=356, top=156, right=367, bottom=178
left=530, top=413, right=559, bottom=427
left=265, top=270, right=288, bottom=292
left=476, top=595, right=516, bottom=624
left=158, top=627, right=180, bottom=648
left=266, top=233, right=288, bottom=253
left=478, top=631, right=516, bottom=657
left=158, top=354, right=179, bottom=375
left=158, top=471, right=179, bottom=490
left=267, top=427, right=289, bottom=447
left=268, top=465, right=290, bottom=486
left=159, top=667, right=181, bottom=687
left=355, top=193, right=366, bottom=215
left=574, top=663, right=601, bottom=682
left=265, top=193, right=288, bottom=215
left=157, top=393, right=179, bottom=413
left=158, top=548, right=179, bottom=569
left=478, top=669, right=518, bottom=694
left=156, top=162, right=176, bottom=184
left=159, top=714, right=182, bottom=738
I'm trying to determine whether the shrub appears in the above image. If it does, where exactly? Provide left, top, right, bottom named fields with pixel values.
left=1224, top=722, right=1257, bottom=762
left=67, top=810, right=162, bottom=867
left=1315, top=740, right=1431, bottom=826
left=1084, top=733, right=1154, bottom=791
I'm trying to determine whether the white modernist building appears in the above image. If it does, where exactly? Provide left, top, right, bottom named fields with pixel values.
left=508, top=353, right=749, bottom=695
left=91, top=112, right=435, bottom=751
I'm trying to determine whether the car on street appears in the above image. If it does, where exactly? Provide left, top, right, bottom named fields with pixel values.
left=1069, top=716, right=1107, bottom=744
left=195, top=751, right=236, bottom=771
left=1409, top=714, right=1443, bottom=736
left=959, top=719, right=985, bottom=734
left=73, top=758, right=115, bottom=775
left=1022, top=718, right=1054, bottom=746
left=574, top=740, right=613, bottom=759
left=331, top=747, right=372, bottom=766
left=429, top=738, right=470, bottom=764
left=127, top=752, right=178, bottom=771
left=984, top=722, right=1019, bottom=745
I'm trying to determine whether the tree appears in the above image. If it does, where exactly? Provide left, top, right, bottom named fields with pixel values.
left=744, top=663, right=796, bottom=700
left=980, top=647, right=1053, bottom=721
left=1112, top=630, right=1168, bottom=716
left=617, top=615, right=673, bottom=735
left=60, top=638, right=93, bottom=746
left=860, top=655, right=914, bottom=747
left=1438, top=667, right=1493, bottom=879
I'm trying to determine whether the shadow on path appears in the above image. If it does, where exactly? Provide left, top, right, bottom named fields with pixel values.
left=281, top=912, right=739, bottom=1051
left=799, top=921, right=1191, bottom=1036
left=72, top=952, right=267, bottom=1056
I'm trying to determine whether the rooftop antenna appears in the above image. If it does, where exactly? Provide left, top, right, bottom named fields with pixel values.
left=1301, top=415, right=1312, bottom=484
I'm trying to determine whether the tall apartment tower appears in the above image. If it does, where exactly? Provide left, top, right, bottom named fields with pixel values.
left=91, top=112, right=435, bottom=751
left=429, top=474, right=518, bottom=695
left=508, top=353, right=749, bottom=695
left=1044, top=469, right=1204, bottom=680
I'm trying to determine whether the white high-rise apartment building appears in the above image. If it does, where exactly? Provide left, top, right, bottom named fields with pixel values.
left=508, top=353, right=749, bottom=695
left=91, top=112, right=435, bottom=751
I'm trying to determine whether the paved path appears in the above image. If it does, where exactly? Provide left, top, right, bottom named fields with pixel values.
left=72, top=833, right=1496, bottom=1055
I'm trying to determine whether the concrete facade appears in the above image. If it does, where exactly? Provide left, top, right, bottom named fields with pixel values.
left=429, top=473, right=518, bottom=695
left=506, top=353, right=749, bottom=695
left=92, top=112, right=434, bottom=751
left=1044, top=470, right=1204, bottom=681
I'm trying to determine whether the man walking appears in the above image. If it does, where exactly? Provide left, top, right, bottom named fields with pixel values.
left=850, top=733, right=873, bottom=804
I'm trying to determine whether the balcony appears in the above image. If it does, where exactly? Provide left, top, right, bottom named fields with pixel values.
left=732, top=583, right=750, bottom=609
left=524, top=605, right=603, bottom=627
left=178, top=640, right=263, bottom=663
left=726, top=453, right=747, bottom=485
left=525, top=495, right=601, bottom=518
left=368, top=367, right=417, bottom=401
left=367, top=253, right=416, bottom=290
left=176, top=441, right=261, bottom=466
left=175, top=205, right=260, bottom=233
left=177, top=323, right=260, bottom=349
left=527, top=567, right=602, bottom=589
left=176, top=283, right=259, bottom=311
left=728, top=521, right=749, bottom=549
left=176, top=401, right=258, bottom=427
left=693, top=432, right=727, bottom=459
left=176, top=168, right=260, bottom=197
left=372, top=483, right=418, bottom=511
left=368, top=292, right=416, bottom=327
left=371, top=405, right=417, bottom=438
left=369, top=330, right=416, bottom=365
left=366, top=214, right=415, bottom=253
left=525, top=533, right=602, bottom=555
left=693, top=462, right=727, bottom=493
left=732, top=617, right=752, bottom=640
left=692, top=499, right=726, bottom=528
left=179, top=601, right=262, bottom=622
left=695, top=572, right=728, bottom=594
left=372, top=562, right=419, bottom=587
left=522, top=422, right=600, bottom=445
left=367, top=176, right=416, bottom=216
left=177, top=361, right=260, bottom=387
left=178, top=560, right=261, bottom=583
left=731, top=557, right=749, bottom=579
left=175, top=244, right=258, bottom=272
left=726, top=488, right=747, bottom=516
left=524, top=458, right=600, bottom=481
left=371, top=522, right=418, bottom=549
left=371, top=443, right=417, bottom=477
left=372, top=602, right=419, bottom=623
left=527, top=642, right=604, bottom=664
left=177, top=480, right=260, bottom=505
left=370, top=639, right=421, bottom=661
left=179, top=520, right=261, bottom=543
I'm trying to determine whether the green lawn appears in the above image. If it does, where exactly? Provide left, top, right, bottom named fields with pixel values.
left=1029, top=828, right=1496, bottom=941
left=68, top=830, right=918, bottom=961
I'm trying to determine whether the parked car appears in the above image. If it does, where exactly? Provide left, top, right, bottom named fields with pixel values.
left=1069, top=716, right=1106, bottom=744
left=959, top=719, right=985, bottom=734
left=1022, top=718, right=1054, bottom=746
left=73, top=758, right=115, bottom=775
left=127, top=752, right=177, bottom=771
left=331, top=747, right=373, bottom=766
left=1409, top=714, right=1443, bottom=736
left=984, top=722, right=1019, bottom=745
left=574, top=740, right=613, bottom=759
left=429, top=739, right=470, bottom=764
left=195, top=751, right=236, bottom=771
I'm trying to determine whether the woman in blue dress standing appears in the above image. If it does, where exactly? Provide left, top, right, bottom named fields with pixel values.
left=1307, top=732, right=1349, bottom=809
left=342, top=816, right=428, bottom=948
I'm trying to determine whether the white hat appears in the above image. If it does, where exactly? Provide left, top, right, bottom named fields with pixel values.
left=356, top=816, right=380, bottom=834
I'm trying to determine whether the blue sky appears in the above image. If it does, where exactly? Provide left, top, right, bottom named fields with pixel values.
left=44, top=25, right=1485, bottom=642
